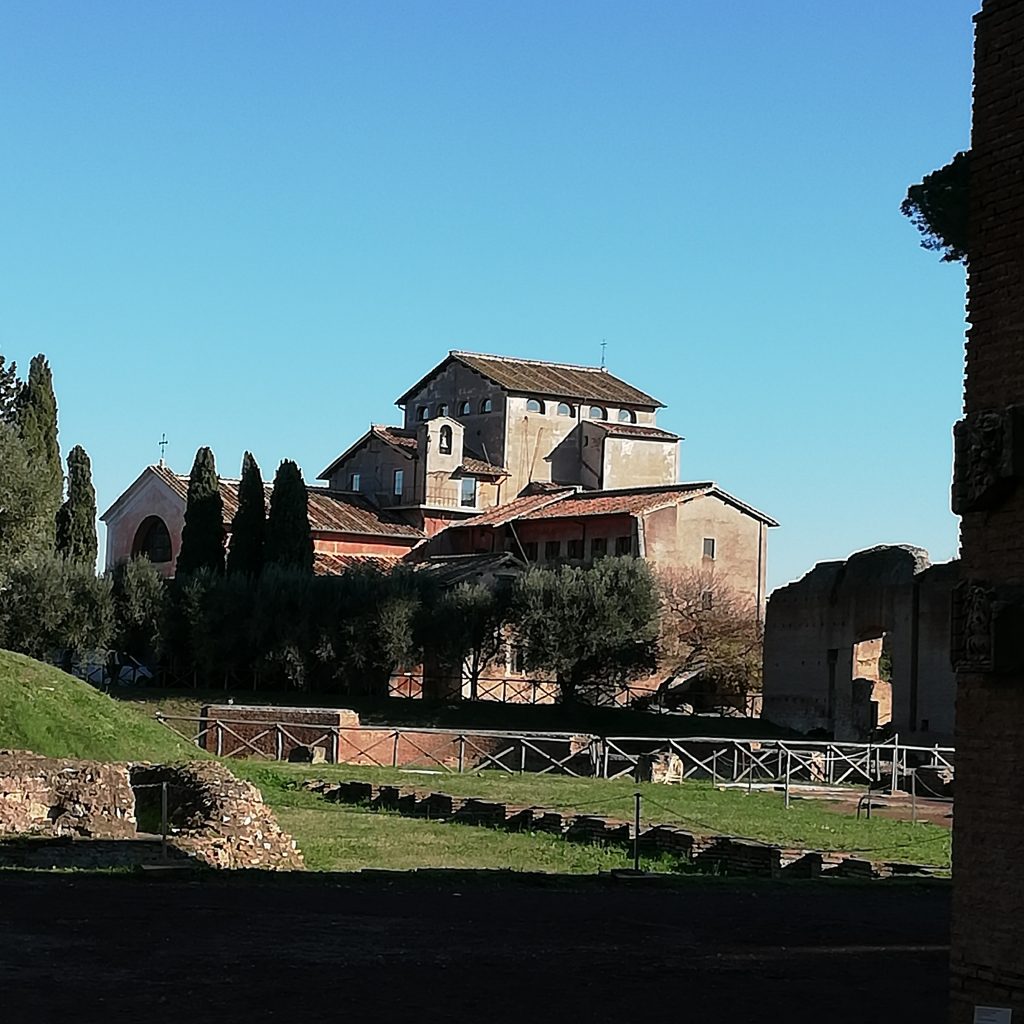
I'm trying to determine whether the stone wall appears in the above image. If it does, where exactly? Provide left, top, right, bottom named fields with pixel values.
left=131, top=762, right=303, bottom=870
left=0, top=751, right=137, bottom=838
left=950, top=2, right=1024, bottom=1019
left=762, top=546, right=958, bottom=743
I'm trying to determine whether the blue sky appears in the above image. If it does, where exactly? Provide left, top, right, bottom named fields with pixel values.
left=0, top=1, right=975, bottom=590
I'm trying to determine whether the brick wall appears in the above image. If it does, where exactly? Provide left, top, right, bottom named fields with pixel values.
left=950, top=2, right=1024, bottom=1019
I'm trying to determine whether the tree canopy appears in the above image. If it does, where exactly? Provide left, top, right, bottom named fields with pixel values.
left=56, top=445, right=98, bottom=567
left=901, top=150, right=969, bottom=265
left=265, top=459, right=313, bottom=574
left=14, top=355, right=62, bottom=550
left=176, top=447, right=225, bottom=576
left=226, top=451, right=266, bottom=578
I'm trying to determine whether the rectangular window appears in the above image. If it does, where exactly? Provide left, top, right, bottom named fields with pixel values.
left=615, top=536, right=632, bottom=556
left=350, top=472, right=361, bottom=492
left=544, top=540, right=561, bottom=561
left=701, top=590, right=714, bottom=611
left=460, top=476, right=477, bottom=507
left=523, top=541, right=538, bottom=561
left=567, top=538, right=584, bottom=559
left=591, top=537, right=607, bottom=559
left=393, top=469, right=404, bottom=497
left=702, top=537, right=716, bottom=560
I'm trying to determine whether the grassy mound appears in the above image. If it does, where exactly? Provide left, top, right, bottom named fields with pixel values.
left=0, top=649, right=199, bottom=762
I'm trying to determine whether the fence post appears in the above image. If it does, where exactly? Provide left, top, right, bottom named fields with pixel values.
left=161, top=782, right=168, bottom=861
left=392, top=731, right=399, bottom=768
left=747, top=749, right=753, bottom=794
left=216, top=721, right=223, bottom=757
left=633, top=792, right=642, bottom=873
left=911, top=769, right=917, bottom=825
left=275, top=725, right=284, bottom=761
left=602, top=739, right=610, bottom=780
left=891, top=734, right=899, bottom=795
left=458, top=735, right=465, bottom=773
left=519, top=741, right=527, bottom=774
left=732, top=746, right=739, bottom=782
left=784, top=749, right=791, bottom=809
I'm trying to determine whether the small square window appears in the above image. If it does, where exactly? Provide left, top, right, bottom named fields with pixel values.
left=567, top=539, right=584, bottom=559
left=703, top=537, right=716, bottom=559
left=615, top=536, right=632, bottom=556
left=591, top=537, right=607, bottom=559
left=544, top=540, right=560, bottom=561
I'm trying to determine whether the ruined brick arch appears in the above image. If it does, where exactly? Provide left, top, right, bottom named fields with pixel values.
left=132, top=515, right=172, bottom=564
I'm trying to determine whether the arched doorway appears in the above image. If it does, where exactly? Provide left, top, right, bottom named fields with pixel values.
left=132, top=515, right=172, bottom=564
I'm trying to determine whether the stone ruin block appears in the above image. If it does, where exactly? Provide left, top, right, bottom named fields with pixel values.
left=451, top=799, right=507, bottom=827
left=637, top=825, right=694, bottom=858
left=503, top=807, right=535, bottom=832
left=694, top=836, right=781, bottom=878
left=287, top=744, right=327, bottom=764
left=530, top=811, right=565, bottom=834
left=416, top=793, right=455, bottom=819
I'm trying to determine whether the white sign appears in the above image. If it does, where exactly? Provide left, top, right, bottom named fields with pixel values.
left=974, top=1008, right=1012, bottom=1024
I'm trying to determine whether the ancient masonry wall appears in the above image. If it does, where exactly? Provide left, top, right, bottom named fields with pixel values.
left=950, top=2, right=1024, bottom=1019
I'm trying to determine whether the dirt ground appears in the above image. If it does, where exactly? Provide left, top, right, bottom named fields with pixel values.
left=0, top=872, right=949, bottom=1023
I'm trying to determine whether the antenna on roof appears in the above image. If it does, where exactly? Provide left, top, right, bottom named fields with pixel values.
left=158, top=433, right=168, bottom=467
left=600, top=339, right=607, bottom=370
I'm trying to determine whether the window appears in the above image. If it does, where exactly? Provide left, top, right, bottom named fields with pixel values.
left=544, top=540, right=560, bottom=560
left=556, top=402, right=573, bottom=417
left=417, top=406, right=429, bottom=422
left=480, top=398, right=493, bottom=413
left=591, top=537, right=607, bottom=559
left=458, top=401, right=471, bottom=416
left=702, top=537, right=716, bottom=560
left=393, top=469, right=404, bottom=496
left=523, top=541, right=538, bottom=561
left=132, top=516, right=172, bottom=564
left=437, top=403, right=449, bottom=417
left=589, top=406, right=607, bottom=420
left=615, top=536, right=632, bottom=556
left=460, top=476, right=477, bottom=507
left=567, top=538, right=584, bottom=559
left=526, top=399, right=544, bottom=413
left=439, top=425, right=453, bottom=454
left=350, top=473, right=361, bottom=491
left=701, top=590, right=714, bottom=611
left=617, top=409, right=637, bottom=423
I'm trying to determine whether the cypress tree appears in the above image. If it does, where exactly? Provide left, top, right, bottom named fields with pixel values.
left=56, top=445, right=98, bottom=567
left=15, top=354, right=62, bottom=550
left=176, top=446, right=225, bottom=576
left=226, top=451, right=266, bottom=578
left=265, top=459, right=314, bottom=574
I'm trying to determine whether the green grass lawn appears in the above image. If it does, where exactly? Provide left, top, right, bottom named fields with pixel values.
left=0, top=650, right=200, bottom=762
left=240, top=763, right=952, bottom=870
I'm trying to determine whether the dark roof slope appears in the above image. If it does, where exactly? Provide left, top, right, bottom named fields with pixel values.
left=395, top=351, right=663, bottom=408
left=591, top=422, right=681, bottom=442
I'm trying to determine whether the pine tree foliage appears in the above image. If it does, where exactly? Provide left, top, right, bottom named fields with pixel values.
left=176, top=447, right=225, bottom=576
left=0, top=356, right=19, bottom=421
left=15, top=355, right=62, bottom=550
left=265, top=460, right=313, bottom=574
left=56, top=445, right=98, bottom=567
left=226, top=451, right=266, bottom=578
left=0, top=422, right=51, bottom=570
left=901, top=150, right=969, bottom=264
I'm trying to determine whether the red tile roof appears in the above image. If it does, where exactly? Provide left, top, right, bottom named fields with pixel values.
left=448, top=488, right=577, bottom=528
left=521, top=483, right=714, bottom=519
left=592, top=422, right=681, bottom=442
left=151, top=465, right=424, bottom=540
left=395, top=351, right=663, bottom=408
left=314, top=551, right=402, bottom=575
left=460, top=455, right=509, bottom=478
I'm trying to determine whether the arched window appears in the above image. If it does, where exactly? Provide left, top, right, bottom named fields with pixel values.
left=132, top=515, right=172, bottom=564
left=458, top=401, right=471, bottom=416
left=480, top=398, right=493, bottom=414
left=417, top=406, right=429, bottom=422
left=556, top=402, right=574, bottom=417
left=526, top=399, right=544, bottom=413
left=617, top=408, right=637, bottom=423
left=589, top=406, right=607, bottom=420
left=439, top=425, right=453, bottom=454
left=437, top=403, right=449, bottom=417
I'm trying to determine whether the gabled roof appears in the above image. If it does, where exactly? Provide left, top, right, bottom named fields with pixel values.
left=103, top=464, right=424, bottom=541
left=314, top=551, right=403, bottom=575
left=459, top=455, right=509, bottom=478
left=395, top=351, right=664, bottom=408
left=318, top=424, right=417, bottom=481
left=591, top=422, right=681, bottom=442
left=447, top=488, right=577, bottom=529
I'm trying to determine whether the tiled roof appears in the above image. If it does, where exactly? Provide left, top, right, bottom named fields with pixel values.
left=460, top=455, right=509, bottom=478
left=395, top=351, right=663, bottom=408
left=317, top=424, right=417, bottom=480
left=410, top=552, right=525, bottom=586
left=513, top=483, right=779, bottom=526
left=591, top=422, right=681, bottom=442
left=448, top=488, right=577, bottom=528
left=151, top=465, right=424, bottom=540
left=314, top=551, right=402, bottom=576
left=521, top=483, right=714, bottom=520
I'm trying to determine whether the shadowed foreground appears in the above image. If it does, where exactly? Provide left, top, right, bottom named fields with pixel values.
left=0, top=873, right=948, bottom=1023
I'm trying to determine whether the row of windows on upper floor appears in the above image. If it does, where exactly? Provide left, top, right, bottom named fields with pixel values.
left=347, top=467, right=478, bottom=507
left=415, top=400, right=638, bottom=423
